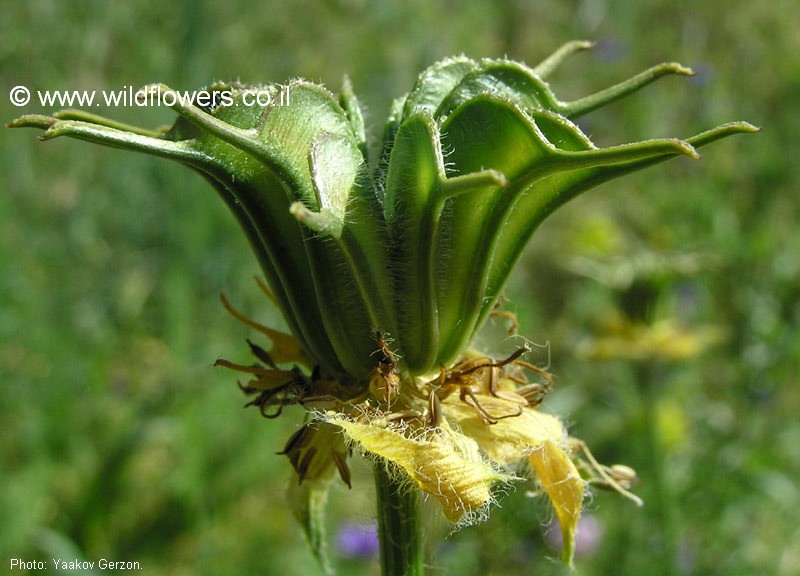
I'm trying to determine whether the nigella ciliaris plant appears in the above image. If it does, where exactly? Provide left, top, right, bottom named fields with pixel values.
left=10, top=41, right=756, bottom=574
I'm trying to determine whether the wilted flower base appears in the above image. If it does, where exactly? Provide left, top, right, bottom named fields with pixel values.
left=217, top=288, right=640, bottom=567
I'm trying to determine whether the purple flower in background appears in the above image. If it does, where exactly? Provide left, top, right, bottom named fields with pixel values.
left=335, top=522, right=379, bottom=559
left=545, top=513, right=605, bottom=558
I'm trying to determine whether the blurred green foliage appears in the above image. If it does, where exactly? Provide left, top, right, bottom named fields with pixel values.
left=1, top=1, right=797, bottom=575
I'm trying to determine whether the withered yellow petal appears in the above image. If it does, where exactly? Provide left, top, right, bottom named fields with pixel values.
left=326, top=414, right=507, bottom=522
left=219, top=291, right=312, bottom=366
left=529, top=439, right=585, bottom=567
left=446, top=399, right=565, bottom=465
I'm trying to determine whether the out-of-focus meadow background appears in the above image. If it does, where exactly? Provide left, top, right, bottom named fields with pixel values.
left=1, top=1, right=797, bottom=574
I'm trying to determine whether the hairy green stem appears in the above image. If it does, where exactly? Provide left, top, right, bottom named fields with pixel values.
left=374, top=465, right=424, bottom=576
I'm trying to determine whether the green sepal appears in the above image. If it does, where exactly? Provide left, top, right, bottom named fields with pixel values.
left=532, top=40, right=594, bottom=79
left=473, top=117, right=760, bottom=343
left=401, top=56, right=477, bottom=119
left=289, top=479, right=336, bottom=576
left=374, top=95, right=405, bottom=186
left=10, top=84, right=369, bottom=377
left=374, top=56, right=476, bottom=194
left=434, top=59, right=562, bottom=120
left=433, top=57, right=694, bottom=123
left=436, top=95, right=704, bottom=366
left=383, top=114, right=444, bottom=371
left=383, top=113, right=507, bottom=373
left=339, top=75, right=367, bottom=160
left=164, top=81, right=383, bottom=380
left=296, top=132, right=363, bottom=237
left=153, top=82, right=360, bottom=376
